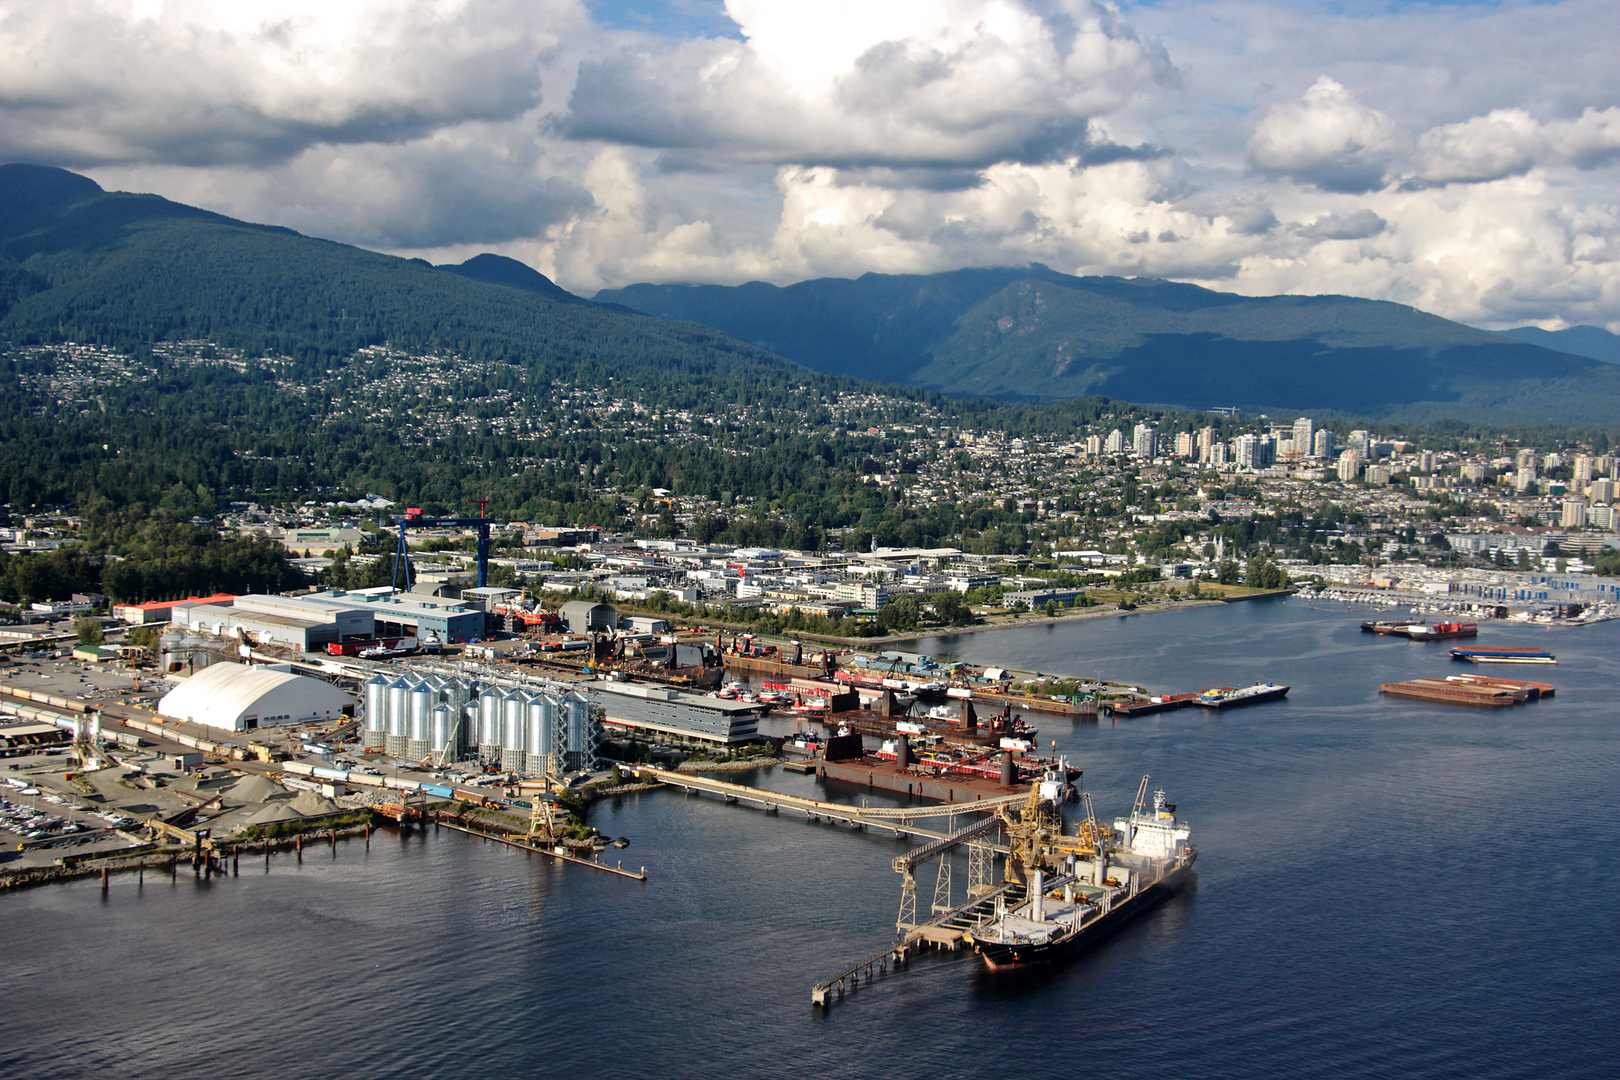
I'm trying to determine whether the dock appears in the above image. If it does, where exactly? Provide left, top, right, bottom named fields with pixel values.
left=974, top=690, right=1099, bottom=718
left=810, top=879, right=1026, bottom=1007
left=634, top=766, right=1024, bottom=840
left=435, top=818, right=647, bottom=879
left=1106, top=693, right=1198, bottom=718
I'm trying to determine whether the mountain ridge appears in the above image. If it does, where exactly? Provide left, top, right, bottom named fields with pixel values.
left=1498, top=324, right=1620, bottom=365
left=598, top=268, right=1620, bottom=426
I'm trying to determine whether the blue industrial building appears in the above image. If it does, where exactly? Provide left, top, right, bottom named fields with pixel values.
left=303, top=588, right=486, bottom=643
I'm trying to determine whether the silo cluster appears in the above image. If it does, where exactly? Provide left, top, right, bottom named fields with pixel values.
left=360, top=670, right=597, bottom=776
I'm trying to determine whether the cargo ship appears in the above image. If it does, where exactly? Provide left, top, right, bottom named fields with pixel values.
left=967, top=777, right=1196, bottom=969
left=1193, top=682, right=1290, bottom=709
left=1450, top=646, right=1556, bottom=665
left=1361, top=620, right=1478, bottom=641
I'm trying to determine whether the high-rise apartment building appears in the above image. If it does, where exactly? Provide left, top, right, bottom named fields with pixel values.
left=1293, top=417, right=1314, bottom=457
left=1132, top=423, right=1158, bottom=460
left=1337, top=449, right=1364, bottom=482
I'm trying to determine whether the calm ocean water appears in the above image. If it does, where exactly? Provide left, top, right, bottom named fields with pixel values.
left=3, top=598, right=1616, bottom=1080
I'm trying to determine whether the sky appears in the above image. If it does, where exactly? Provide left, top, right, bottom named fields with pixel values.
left=2, top=0, right=1617, bottom=330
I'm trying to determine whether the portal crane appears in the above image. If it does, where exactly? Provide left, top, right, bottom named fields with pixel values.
left=391, top=500, right=494, bottom=590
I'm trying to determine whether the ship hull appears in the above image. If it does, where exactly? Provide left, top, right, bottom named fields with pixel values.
left=1196, top=684, right=1289, bottom=709
left=974, top=859, right=1196, bottom=970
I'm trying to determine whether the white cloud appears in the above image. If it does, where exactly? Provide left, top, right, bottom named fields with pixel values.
left=3, top=0, right=1619, bottom=332
left=563, top=0, right=1174, bottom=170
left=1413, top=106, right=1620, bottom=186
left=1247, top=77, right=1396, bottom=194
left=0, top=0, right=585, bottom=167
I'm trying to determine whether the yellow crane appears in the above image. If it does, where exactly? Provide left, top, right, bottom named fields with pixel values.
left=996, top=779, right=1110, bottom=882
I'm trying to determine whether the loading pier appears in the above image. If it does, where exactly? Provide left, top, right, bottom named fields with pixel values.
left=633, top=765, right=1024, bottom=840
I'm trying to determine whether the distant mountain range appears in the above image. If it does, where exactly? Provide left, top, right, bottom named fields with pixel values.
left=1498, top=325, right=1620, bottom=365
left=0, top=163, right=806, bottom=407
left=599, top=268, right=1620, bottom=426
left=2, top=163, right=1615, bottom=430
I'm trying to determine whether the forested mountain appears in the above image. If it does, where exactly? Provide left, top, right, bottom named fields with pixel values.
left=0, top=164, right=1173, bottom=576
left=1499, top=325, right=1620, bottom=365
left=436, top=253, right=584, bottom=303
left=599, top=269, right=1620, bottom=425
left=0, top=164, right=1612, bottom=608
left=0, top=163, right=812, bottom=407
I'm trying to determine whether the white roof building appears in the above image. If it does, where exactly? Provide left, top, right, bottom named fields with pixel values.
left=157, top=663, right=356, bottom=732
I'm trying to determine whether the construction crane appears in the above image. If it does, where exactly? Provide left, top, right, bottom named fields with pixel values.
left=391, top=499, right=494, bottom=591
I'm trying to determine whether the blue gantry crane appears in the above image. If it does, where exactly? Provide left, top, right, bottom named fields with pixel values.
left=391, top=499, right=493, bottom=590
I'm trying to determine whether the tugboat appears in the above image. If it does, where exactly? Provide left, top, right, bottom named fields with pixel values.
left=967, top=776, right=1196, bottom=969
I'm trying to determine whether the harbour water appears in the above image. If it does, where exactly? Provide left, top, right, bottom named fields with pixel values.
left=3, top=598, right=1616, bottom=1079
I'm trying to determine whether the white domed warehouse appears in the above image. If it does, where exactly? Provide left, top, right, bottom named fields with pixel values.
left=158, top=662, right=355, bottom=732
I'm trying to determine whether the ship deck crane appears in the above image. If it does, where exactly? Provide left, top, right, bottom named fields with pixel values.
left=391, top=500, right=494, bottom=591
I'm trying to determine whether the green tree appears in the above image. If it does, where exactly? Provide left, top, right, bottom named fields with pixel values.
left=75, top=618, right=103, bottom=646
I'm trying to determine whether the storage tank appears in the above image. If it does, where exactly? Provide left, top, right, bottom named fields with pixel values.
left=362, top=675, right=389, bottom=748
left=407, top=683, right=434, bottom=760
left=430, top=704, right=453, bottom=759
left=477, top=687, right=502, bottom=763
left=500, top=690, right=527, bottom=773
left=385, top=678, right=411, bottom=757
left=564, top=692, right=594, bottom=773
left=524, top=695, right=555, bottom=778
left=441, top=678, right=472, bottom=756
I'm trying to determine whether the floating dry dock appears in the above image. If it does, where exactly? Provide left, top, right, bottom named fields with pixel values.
left=1379, top=675, right=1555, bottom=707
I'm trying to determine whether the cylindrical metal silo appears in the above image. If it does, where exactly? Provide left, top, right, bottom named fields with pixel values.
left=500, top=690, right=527, bottom=773
left=430, top=704, right=453, bottom=758
left=524, top=694, right=555, bottom=778
left=407, top=683, right=433, bottom=760
left=385, top=678, right=411, bottom=757
left=477, top=687, right=502, bottom=763
left=442, top=678, right=471, bottom=755
left=362, top=675, right=389, bottom=748
left=565, top=692, right=594, bottom=773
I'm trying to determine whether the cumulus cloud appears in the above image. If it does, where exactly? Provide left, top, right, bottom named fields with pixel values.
left=1248, top=77, right=1397, bottom=194
left=1297, top=209, right=1386, bottom=241
left=5, top=0, right=1620, bottom=333
left=563, top=0, right=1174, bottom=173
left=1413, top=106, right=1620, bottom=186
left=0, top=0, right=585, bottom=167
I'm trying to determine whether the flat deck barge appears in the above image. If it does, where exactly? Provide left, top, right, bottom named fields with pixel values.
left=1450, top=646, right=1556, bottom=665
left=1361, top=620, right=1478, bottom=640
left=1443, top=673, right=1555, bottom=699
left=1106, top=694, right=1197, bottom=718
left=1379, top=678, right=1533, bottom=707
left=816, top=756, right=1029, bottom=802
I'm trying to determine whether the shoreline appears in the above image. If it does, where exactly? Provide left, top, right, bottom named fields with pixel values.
left=869, top=597, right=1236, bottom=645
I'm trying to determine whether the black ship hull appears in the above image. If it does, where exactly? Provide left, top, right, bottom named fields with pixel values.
left=974, top=860, right=1196, bottom=970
